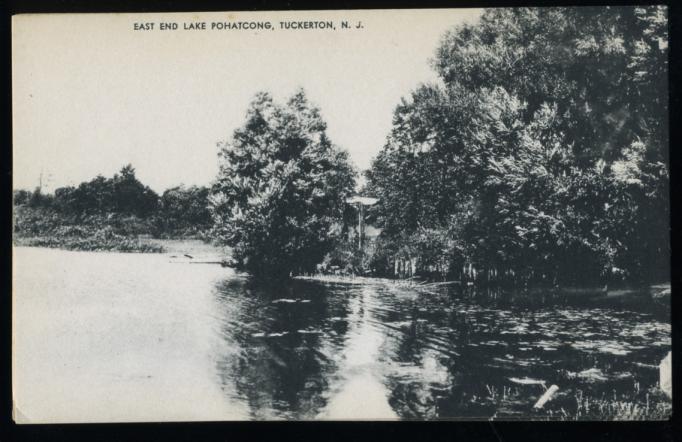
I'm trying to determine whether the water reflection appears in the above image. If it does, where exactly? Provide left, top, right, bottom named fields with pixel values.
left=319, top=287, right=396, bottom=419
left=213, top=278, right=353, bottom=419
left=212, top=277, right=671, bottom=419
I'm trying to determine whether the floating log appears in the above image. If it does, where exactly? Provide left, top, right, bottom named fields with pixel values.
left=533, top=385, right=559, bottom=409
left=168, top=254, right=227, bottom=265
left=169, top=260, right=224, bottom=265
left=509, top=377, right=546, bottom=386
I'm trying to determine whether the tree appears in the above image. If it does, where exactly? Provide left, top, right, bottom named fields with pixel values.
left=13, top=189, right=32, bottom=206
left=27, top=186, right=53, bottom=208
left=160, top=185, right=212, bottom=235
left=367, top=6, right=668, bottom=285
left=210, top=90, right=356, bottom=278
left=111, top=164, right=159, bottom=217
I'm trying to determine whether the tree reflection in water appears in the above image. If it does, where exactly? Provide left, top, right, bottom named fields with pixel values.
left=317, top=287, right=397, bottom=419
left=211, top=277, right=670, bottom=420
left=212, top=278, right=352, bottom=419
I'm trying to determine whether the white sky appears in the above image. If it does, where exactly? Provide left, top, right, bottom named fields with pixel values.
left=13, top=9, right=482, bottom=193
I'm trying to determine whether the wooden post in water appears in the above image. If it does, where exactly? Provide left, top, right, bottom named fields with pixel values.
left=358, top=203, right=363, bottom=250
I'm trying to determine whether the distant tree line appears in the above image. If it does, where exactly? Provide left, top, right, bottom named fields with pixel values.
left=364, top=6, right=669, bottom=286
left=14, top=164, right=213, bottom=239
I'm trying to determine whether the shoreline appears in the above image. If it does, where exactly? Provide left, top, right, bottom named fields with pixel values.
left=294, top=274, right=460, bottom=295
left=295, top=273, right=671, bottom=300
left=13, top=235, right=165, bottom=253
left=11, top=242, right=671, bottom=303
left=12, top=237, right=228, bottom=257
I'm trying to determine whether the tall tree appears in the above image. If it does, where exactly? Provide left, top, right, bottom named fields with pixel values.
left=110, top=164, right=159, bottom=217
left=211, top=90, right=356, bottom=278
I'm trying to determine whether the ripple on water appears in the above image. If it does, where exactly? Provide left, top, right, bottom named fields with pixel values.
left=16, top=247, right=670, bottom=421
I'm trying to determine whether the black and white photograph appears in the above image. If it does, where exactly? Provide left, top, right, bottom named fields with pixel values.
left=11, top=7, right=671, bottom=422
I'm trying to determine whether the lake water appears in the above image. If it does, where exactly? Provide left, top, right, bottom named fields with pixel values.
left=12, top=247, right=671, bottom=422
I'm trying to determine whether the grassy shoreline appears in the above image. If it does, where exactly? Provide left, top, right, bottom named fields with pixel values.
left=13, top=234, right=165, bottom=253
left=12, top=204, right=220, bottom=254
left=13, top=235, right=231, bottom=257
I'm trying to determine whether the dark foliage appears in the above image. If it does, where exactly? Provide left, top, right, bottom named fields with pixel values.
left=210, top=90, right=356, bottom=278
left=366, top=6, right=669, bottom=286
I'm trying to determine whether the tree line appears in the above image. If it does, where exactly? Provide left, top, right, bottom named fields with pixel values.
left=211, top=7, right=668, bottom=285
left=364, top=6, right=668, bottom=286
left=14, top=164, right=213, bottom=238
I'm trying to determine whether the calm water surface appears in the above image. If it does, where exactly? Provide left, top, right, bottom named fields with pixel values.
left=13, top=247, right=670, bottom=422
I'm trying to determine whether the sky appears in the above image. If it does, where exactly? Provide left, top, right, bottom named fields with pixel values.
left=13, top=9, right=482, bottom=193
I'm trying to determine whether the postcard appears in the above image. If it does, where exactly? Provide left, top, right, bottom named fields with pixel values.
left=12, top=7, right=670, bottom=423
